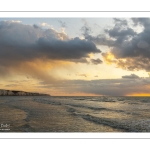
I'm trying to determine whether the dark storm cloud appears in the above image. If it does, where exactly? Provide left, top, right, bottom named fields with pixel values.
left=81, top=18, right=150, bottom=71
left=105, top=27, right=136, bottom=40
left=90, top=58, right=102, bottom=65
left=81, top=19, right=124, bottom=51
left=0, top=21, right=100, bottom=66
left=0, top=20, right=101, bottom=82
left=105, top=18, right=136, bottom=42
left=36, top=37, right=100, bottom=60
left=109, top=18, right=150, bottom=59
left=131, top=18, right=150, bottom=28
left=108, top=18, right=150, bottom=71
left=82, top=18, right=136, bottom=49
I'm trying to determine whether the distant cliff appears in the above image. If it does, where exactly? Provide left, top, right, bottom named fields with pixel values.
left=0, top=89, right=50, bottom=96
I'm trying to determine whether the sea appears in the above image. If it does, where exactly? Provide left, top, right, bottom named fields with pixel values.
left=0, top=96, right=150, bottom=132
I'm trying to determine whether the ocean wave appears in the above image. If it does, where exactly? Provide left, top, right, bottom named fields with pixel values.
left=33, top=98, right=61, bottom=105
left=33, top=97, right=138, bottom=117
left=79, top=114, right=150, bottom=132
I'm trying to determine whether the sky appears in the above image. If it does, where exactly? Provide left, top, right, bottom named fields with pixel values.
left=1, top=18, right=150, bottom=96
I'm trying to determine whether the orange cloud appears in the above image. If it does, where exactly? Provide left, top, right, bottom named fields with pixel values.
left=102, top=52, right=117, bottom=65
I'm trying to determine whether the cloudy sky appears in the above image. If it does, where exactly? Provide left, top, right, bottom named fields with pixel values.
left=1, top=18, right=150, bottom=96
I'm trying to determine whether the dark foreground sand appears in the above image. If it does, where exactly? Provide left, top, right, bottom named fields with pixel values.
left=0, top=96, right=121, bottom=132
